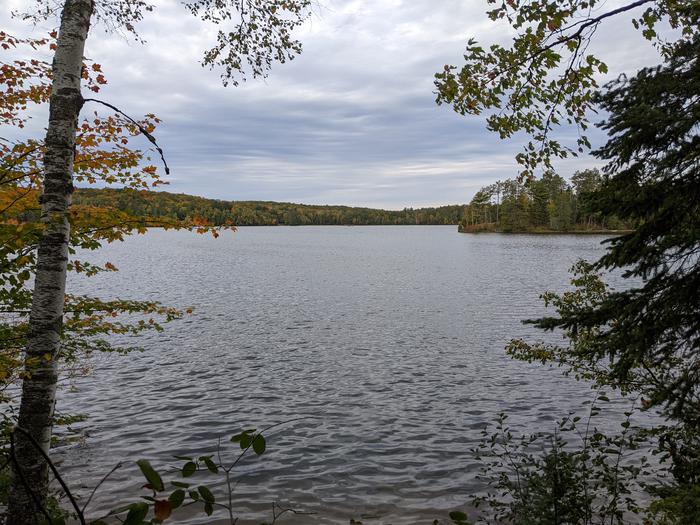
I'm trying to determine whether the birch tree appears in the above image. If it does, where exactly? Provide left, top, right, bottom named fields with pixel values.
left=7, top=1, right=311, bottom=522
left=8, top=3, right=93, bottom=522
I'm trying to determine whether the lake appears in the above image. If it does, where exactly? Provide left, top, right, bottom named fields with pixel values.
left=57, top=226, right=628, bottom=524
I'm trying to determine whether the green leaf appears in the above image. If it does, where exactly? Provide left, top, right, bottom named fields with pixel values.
left=204, top=502, right=214, bottom=516
left=239, top=433, right=253, bottom=449
left=123, top=502, right=149, bottom=525
left=203, top=456, right=219, bottom=473
left=137, top=459, right=164, bottom=492
left=172, top=481, right=190, bottom=488
left=252, top=434, right=266, bottom=455
left=173, top=455, right=192, bottom=461
left=449, top=510, right=471, bottom=524
left=231, top=428, right=257, bottom=444
left=182, top=461, right=197, bottom=477
left=189, top=489, right=200, bottom=500
left=198, top=485, right=216, bottom=503
left=169, top=489, right=186, bottom=509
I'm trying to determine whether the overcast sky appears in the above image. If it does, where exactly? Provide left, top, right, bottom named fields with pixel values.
left=3, top=0, right=663, bottom=208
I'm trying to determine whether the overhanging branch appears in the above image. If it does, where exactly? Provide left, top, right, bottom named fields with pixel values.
left=82, top=97, right=170, bottom=175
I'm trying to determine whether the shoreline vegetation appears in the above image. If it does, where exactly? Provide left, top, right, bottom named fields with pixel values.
left=74, top=178, right=632, bottom=235
left=457, top=169, right=634, bottom=235
left=458, top=224, right=632, bottom=234
left=73, top=187, right=465, bottom=226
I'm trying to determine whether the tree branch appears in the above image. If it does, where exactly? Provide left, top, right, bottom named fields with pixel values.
left=525, top=0, right=654, bottom=63
left=484, top=0, right=656, bottom=84
left=82, top=98, right=170, bottom=175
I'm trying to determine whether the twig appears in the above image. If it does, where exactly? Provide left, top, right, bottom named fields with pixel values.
left=270, top=501, right=316, bottom=524
left=217, top=436, right=236, bottom=525
left=226, top=417, right=311, bottom=473
left=81, top=461, right=123, bottom=514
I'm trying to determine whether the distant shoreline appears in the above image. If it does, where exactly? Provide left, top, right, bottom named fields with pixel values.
left=73, top=188, right=465, bottom=226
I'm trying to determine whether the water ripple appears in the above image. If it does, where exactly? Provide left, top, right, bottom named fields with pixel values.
left=56, top=227, right=627, bottom=524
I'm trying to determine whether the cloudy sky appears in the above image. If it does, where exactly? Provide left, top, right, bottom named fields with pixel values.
left=3, top=0, right=664, bottom=208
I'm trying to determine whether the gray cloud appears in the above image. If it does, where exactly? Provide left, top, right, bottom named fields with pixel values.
left=3, top=0, right=664, bottom=208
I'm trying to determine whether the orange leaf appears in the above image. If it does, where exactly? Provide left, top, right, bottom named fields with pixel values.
left=154, top=500, right=172, bottom=522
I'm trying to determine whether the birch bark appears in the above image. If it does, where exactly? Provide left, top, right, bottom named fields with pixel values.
left=7, top=1, right=93, bottom=522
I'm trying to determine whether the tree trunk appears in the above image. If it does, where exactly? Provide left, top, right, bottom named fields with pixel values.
left=8, top=1, right=92, bottom=522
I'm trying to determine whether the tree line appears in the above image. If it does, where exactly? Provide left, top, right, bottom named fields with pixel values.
left=73, top=188, right=466, bottom=226
left=458, top=169, right=632, bottom=233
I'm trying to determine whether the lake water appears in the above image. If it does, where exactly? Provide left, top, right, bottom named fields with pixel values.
left=57, top=226, right=628, bottom=524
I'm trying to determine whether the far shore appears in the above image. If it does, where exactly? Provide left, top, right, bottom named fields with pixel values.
left=458, top=228, right=633, bottom=235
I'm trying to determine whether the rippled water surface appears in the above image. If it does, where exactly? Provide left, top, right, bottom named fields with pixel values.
left=58, top=227, right=623, bottom=524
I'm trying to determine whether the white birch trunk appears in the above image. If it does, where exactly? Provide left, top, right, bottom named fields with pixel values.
left=8, top=1, right=93, bottom=522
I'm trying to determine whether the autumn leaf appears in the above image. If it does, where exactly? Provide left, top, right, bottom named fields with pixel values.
left=154, top=500, right=172, bottom=522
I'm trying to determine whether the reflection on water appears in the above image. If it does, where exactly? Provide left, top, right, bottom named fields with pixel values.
left=58, top=226, right=625, bottom=524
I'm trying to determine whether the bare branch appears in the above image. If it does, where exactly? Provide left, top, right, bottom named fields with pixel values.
left=82, top=98, right=170, bottom=175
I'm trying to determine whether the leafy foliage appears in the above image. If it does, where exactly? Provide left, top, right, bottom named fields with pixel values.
left=435, top=0, right=700, bottom=177
left=185, top=0, right=311, bottom=86
left=64, top=425, right=309, bottom=524
left=18, top=0, right=311, bottom=85
left=449, top=8, right=700, bottom=522
left=526, top=36, right=700, bottom=428
left=506, top=260, right=700, bottom=523
left=5, top=0, right=310, bottom=520
left=502, top=35, right=700, bottom=510
left=459, top=406, right=653, bottom=525
left=0, top=33, right=223, bottom=442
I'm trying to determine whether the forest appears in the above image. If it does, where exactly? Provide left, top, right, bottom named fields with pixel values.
left=458, top=169, right=632, bottom=233
left=73, top=188, right=466, bottom=226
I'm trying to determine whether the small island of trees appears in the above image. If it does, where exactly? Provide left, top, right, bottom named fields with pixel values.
left=458, top=169, right=632, bottom=233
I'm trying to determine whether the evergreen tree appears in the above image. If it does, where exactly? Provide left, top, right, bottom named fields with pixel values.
left=528, top=179, right=550, bottom=227
left=530, top=35, right=700, bottom=489
left=572, top=168, right=603, bottom=227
